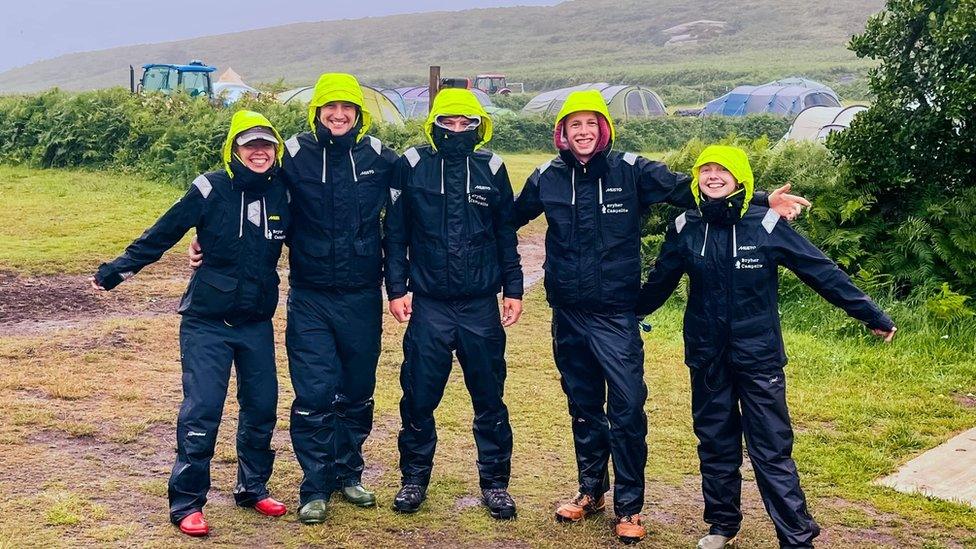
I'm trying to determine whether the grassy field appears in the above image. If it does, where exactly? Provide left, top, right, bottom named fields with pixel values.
left=1, top=163, right=975, bottom=547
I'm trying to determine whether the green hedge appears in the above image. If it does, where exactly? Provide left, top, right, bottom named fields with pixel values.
left=0, top=88, right=790, bottom=186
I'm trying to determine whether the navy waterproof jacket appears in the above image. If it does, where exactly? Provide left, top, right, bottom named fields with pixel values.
left=637, top=206, right=895, bottom=369
left=383, top=145, right=523, bottom=300
left=282, top=130, right=399, bottom=290
left=513, top=149, right=771, bottom=313
left=96, top=170, right=290, bottom=324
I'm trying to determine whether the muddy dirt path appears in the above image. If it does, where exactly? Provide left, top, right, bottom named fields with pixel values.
left=0, top=233, right=550, bottom=337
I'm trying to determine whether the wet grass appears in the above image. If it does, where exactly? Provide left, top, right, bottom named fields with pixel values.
left=1, top=165, right=974, bottom=546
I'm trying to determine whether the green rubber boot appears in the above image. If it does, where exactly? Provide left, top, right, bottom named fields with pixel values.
left=340, top=484, right=377, bottom=507
left=298, top=499, right=328, bottom=525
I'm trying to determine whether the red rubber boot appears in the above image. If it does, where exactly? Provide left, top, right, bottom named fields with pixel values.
left=254, top=497, right=288, bottom=517
left=178, top=512, right=209, bottom=537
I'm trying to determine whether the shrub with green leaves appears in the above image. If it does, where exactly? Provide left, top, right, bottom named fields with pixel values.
left=0, top=88, right=796, bottom=186
left=825, top=0, right=976, bottom=295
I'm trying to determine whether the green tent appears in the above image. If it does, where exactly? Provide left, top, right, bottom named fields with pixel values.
left=521, top=83, right=666, bottom=119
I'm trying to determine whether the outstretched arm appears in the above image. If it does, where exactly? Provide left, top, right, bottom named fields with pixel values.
left=93, top=183, right=206, bottom=290
left=772, top=216, right=896, bottom=339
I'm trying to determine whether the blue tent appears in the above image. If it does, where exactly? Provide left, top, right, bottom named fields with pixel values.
left=702, top=79, right=840, bottom=117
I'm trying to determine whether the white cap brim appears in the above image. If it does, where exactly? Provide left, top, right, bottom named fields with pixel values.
left=236, top=128, right=279, bottom=146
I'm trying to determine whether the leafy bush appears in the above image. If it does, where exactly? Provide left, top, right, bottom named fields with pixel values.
left=824, top=0, right=976, bottom=295
left=0, top=88, right=796, bottom=186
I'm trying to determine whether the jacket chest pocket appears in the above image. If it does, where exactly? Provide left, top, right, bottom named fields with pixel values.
left=198, top=205, right=238, bottom=264
left=598, top=184, right=638, bottom=247
left=356, top=177, right=385, bottom=225
left=540, top=183, right=575, bottom=245
left=466, top=186, right=499, bottom=238
left=293, top=176, right=329, bottom=221
left=409, top=184, right=446, bottom=238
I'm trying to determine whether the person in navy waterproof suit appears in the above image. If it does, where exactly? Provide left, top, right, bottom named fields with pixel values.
left=511, top=91, right=811, bottom=544
left=191, top=73, right=399, bottom=523
left=383, top=88, right=524, bottom=520
left=637, top=145, right=897, bottom=549
left=92, top=111, right=291, bottom=537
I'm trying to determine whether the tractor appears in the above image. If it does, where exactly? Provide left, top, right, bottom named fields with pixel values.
left=129, top=60, right=216, bottom=99
left=472, top=74, right=511, bottom=95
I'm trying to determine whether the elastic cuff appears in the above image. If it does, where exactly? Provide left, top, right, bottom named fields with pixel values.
left=299, top=493, right=332, bottom=506
left=709, top=525, right=741, bottom=537
left=388, top=288, right=408, bottom=300
left=502, top=293, right=523, bottom=300
left=338, top=477, right=363, bottom=488
left=170, top=508, right=203, bottom=525
left=95, top=270, right=124, bottom=290
left=234, top=487, right=269, bottom=508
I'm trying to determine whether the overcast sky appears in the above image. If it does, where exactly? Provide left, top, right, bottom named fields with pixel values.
left=0, top=0, right=560, bottom=73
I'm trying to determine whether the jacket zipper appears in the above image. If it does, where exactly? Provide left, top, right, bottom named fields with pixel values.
left=727, top=225, right=735, bottom=349
left=238, top=191, right=245, bottom=238
left=441, top=158, right=449, bottom=285
left=349, top=149, right=359, bottom=182
left=700, top=223, right=709, bottom=256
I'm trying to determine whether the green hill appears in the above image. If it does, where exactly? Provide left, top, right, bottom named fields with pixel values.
left=0, top=0, right=885, bottom=102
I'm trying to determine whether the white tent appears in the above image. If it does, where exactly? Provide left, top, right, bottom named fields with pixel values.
left=213, top=67, right=258, bottom=105
left=783, top=105, right=867, bottom=141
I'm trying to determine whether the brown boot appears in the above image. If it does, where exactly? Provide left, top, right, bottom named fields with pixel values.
left=614, top=514, right=646, bottom=544
left=555, top=492, right=605, bottom=523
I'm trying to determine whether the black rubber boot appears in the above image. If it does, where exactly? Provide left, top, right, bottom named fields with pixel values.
left=392, top=484, right=426, bottom=514
left=482, top=488, right=517, bottom=520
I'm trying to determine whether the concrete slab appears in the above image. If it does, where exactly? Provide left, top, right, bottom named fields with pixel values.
left=877, top=427, right=976, bottom=507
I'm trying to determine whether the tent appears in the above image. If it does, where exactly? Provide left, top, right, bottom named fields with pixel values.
left=782, top=105, right=868, bottom=141
left=382, top=86, right=513, bottom=119
left=213, top=67, right=258, bottom=105
left=520, top=83, right=667, bottom=119
left=276, top=84, right=405, bottom=126
left=702, top=78, right=840, bottom=117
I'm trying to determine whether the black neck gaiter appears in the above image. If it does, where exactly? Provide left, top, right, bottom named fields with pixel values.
left=432, top=126, right=479, bottom=159
left=699, top=189, right=746, bottom=226
left=229, top=155, right=277, bottom=193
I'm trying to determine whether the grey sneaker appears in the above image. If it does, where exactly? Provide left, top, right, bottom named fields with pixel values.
left=697, top=534, right=737, bottom=549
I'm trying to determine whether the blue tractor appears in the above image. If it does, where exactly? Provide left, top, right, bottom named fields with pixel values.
left=129, top=60, right=216, bottom=98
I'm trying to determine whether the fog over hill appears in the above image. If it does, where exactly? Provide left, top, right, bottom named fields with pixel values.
left=0, top=0, right=884, bottom=94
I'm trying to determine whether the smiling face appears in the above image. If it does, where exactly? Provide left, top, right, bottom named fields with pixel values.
left=564, top=111, right=601, bottom=162
left=236, top=141, right=277, bottom=173
left=697, top=162, right=739, bottom=199
left=318, top=101, right=358, bottom=136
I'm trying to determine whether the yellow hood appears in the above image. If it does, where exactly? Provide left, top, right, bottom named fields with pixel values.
left=307, top=72, right=372, bottom=142
left=424, top=88, right=493, bottom=151
left=222, top=110, right=284, bottom=177
left=691, top=145, right=754, bottom=217
left=554, top=90, right=616, bottom=146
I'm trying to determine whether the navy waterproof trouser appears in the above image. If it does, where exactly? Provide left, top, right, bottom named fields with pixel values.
left=286, top=286, right=382, bottom=505
left=551, top=307, right=648, bottom=517
left=169, top=315, right=278, bottom=524
left=690, top=357, right=820, bottom=548
left=398, top=294, right=513, bottom=489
